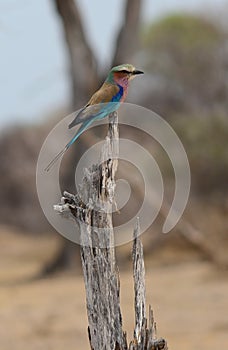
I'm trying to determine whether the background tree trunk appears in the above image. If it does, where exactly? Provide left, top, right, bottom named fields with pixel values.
left=53, top=0, right=98, bottom=107
left=112, top=0, right=143, bottom=66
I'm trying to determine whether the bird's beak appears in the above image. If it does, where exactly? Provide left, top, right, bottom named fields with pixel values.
left=132, top=69, right=144, bottom=75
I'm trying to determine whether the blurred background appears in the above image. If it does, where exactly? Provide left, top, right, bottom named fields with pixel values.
left=0, top=0, right=228, bottom=349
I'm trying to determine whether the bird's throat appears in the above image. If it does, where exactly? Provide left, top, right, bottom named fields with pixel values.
left=114, top=76, right=129, bottom=102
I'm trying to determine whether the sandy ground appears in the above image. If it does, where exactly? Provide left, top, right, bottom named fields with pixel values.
left=0, top=229, right=228, bottom=350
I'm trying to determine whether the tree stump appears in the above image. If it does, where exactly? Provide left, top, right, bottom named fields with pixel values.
left=54, top=112, right=168, bottom=349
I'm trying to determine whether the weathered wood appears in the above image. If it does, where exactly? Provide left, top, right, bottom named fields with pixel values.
left=56, top=112, right=124, bottom=350
left=79, top=113, right=123, bottom=350
left=55, top=112, right=168, bottom=349
left=132, top=221, right=168, bottom=350
left=132, top=218, right=146, bottom=343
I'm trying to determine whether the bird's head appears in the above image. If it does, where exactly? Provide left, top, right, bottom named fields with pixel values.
left=106, top=64, right=144, bottom=85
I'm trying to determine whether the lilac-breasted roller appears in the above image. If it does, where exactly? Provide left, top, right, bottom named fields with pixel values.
left=45, top=64, right=144, bottom=171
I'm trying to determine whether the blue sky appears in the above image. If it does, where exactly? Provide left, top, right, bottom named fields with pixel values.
left=0, top=0, right=226, bottom=129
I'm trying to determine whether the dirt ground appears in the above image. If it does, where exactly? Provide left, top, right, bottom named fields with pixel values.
left=0, top=228, right=228, bottom=350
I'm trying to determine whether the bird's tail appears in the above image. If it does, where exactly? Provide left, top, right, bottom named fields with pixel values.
left=44, top=119, right=93, bottom=172
left=44, top=145, right=70, bottom=172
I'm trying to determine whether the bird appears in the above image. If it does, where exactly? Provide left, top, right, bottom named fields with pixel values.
left=45, top=64, right=144, bottom=171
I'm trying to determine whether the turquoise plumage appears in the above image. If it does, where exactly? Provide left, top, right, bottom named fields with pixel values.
left=45, top=64, right=143, bottom=171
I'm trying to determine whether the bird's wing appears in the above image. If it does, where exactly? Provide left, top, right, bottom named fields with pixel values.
left=68, top=84, right=120, bottom=129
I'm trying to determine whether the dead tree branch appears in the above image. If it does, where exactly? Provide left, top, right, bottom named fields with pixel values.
left=55, top=112, right=124, bottom=349
left=129, top=220, right=168, bottom=350
left=133, top=218, right=146, bottom=342
left=55, top=113, right=168, bottom=349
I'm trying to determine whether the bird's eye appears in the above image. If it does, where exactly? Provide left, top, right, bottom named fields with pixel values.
left=120, top=69, right=130, bottom=74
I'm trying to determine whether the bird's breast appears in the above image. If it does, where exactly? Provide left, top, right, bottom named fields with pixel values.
left=112, top=84, right=128, bottom=103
